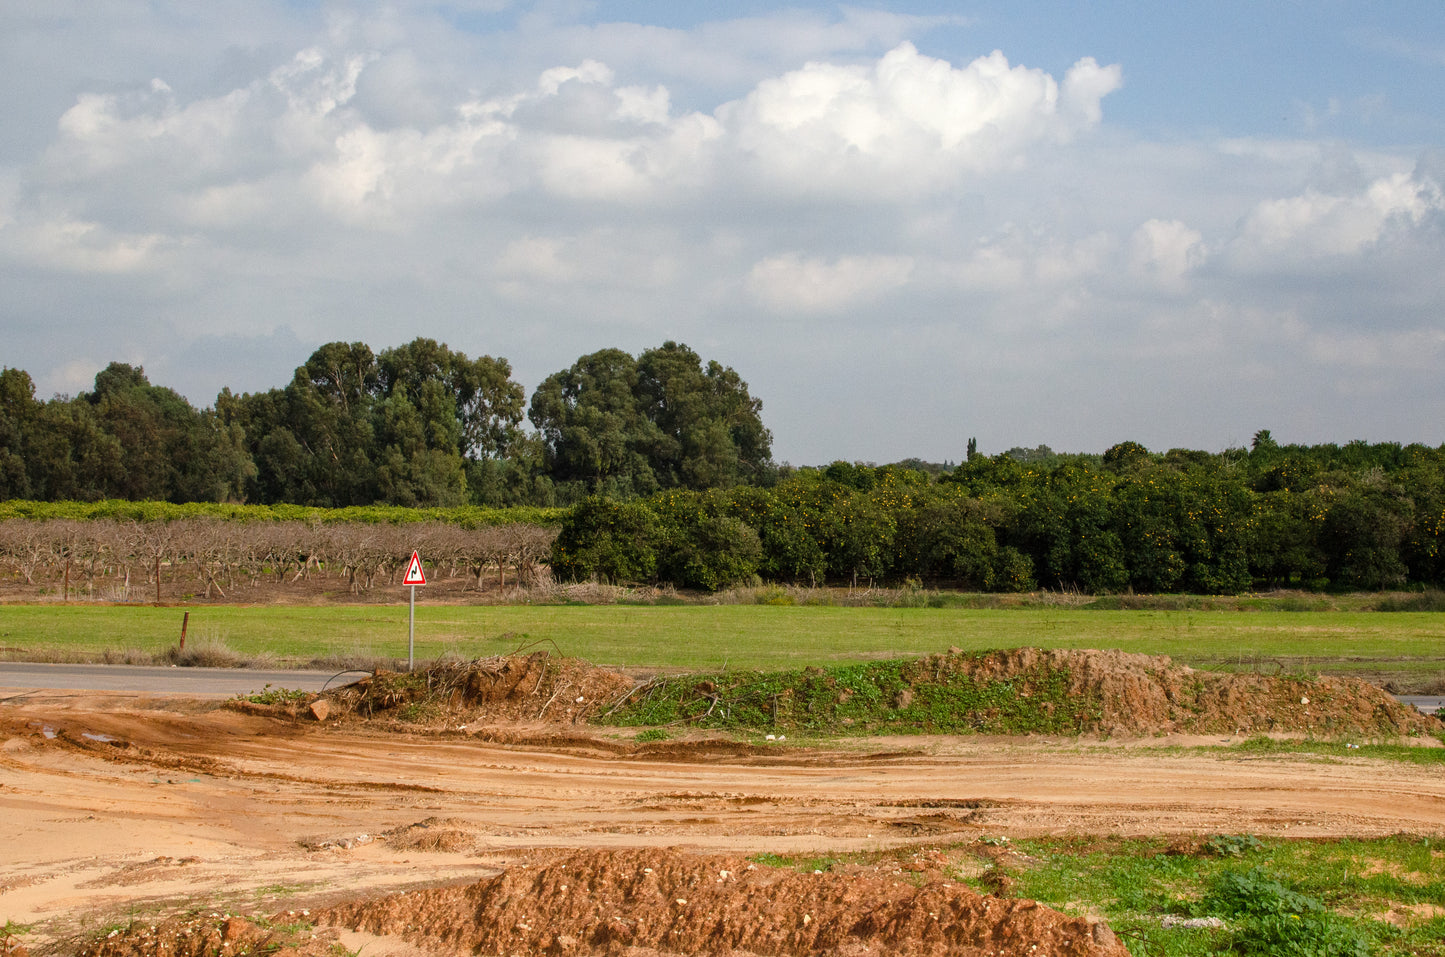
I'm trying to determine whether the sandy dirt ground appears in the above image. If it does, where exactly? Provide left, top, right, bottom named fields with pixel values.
left=3, top=687, right=1443, bottom=954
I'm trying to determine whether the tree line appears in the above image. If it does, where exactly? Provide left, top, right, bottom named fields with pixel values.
left=6, top=340, right=1445, bottom=594
left=0, top=339, right=772, bottom=508
left=551, top=433, right=1445, bottom=593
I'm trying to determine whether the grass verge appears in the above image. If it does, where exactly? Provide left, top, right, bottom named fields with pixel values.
left=1228, top=735, right=1445, bottom=766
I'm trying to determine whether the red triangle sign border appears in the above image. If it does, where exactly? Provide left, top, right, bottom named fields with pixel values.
left=403, top=550, right=427, bottom=586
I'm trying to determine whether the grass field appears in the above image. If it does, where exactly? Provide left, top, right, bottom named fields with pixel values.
left=2, top=603, right=1443, bottom=686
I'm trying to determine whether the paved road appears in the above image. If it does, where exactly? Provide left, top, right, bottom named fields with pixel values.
left=0, top=662, right=365, bottom=697
left=1399, top=696, right=1443, bottom=715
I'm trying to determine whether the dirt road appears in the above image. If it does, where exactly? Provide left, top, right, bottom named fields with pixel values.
left=3, top=692, right=1443, bottom=945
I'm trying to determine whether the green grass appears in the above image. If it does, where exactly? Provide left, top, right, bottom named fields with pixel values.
left=754, top=835, right=1445, bottom=956
left=1228, top=736, right=1445, bottom=766
left=1, top=604, right=1443, bottom=681
left=1006, top=834, right=1445, bottom=956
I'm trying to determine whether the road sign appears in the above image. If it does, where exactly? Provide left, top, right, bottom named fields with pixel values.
left=403, top=550, right=426, bottom=671
left=403, top=550, right=427, bottom=586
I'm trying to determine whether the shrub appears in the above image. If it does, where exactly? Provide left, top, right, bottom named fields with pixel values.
left=549, top=497, right=661, bottom=584
left=654, top=504, right=762, bottom=591
left=160, top=638, right=251, bottom=668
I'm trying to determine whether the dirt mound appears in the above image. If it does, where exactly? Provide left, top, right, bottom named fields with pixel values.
left=236, top=648, right=1438, bottom=740
left=921, top=648, right=1439, bottom=737
left=238, top=652, right=635, bottom=727
left=608, top=648, right=1439, bottom=739
left=74, top=914, right=340, bottom=957
left=382, top=816, right=481, bottom=854
left=320, top=847, right=1128, bottom=957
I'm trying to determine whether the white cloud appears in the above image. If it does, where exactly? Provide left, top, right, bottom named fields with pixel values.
left=1227, top=170, right=1443, bottom=269
left=518, top=10, right=968, bottom=97
left=44, top=47, right=366, bottom=190
left=1128, top=219, right=1205, bottom=285
left=746, top=252, right=914, bottom=313
left=1060, top=57, right=1120, bottom=126
left=537, top=60, right=615, bottom=95
left=7, top=217, right=171, bottom=274
left=943, top=232, right=1114, bottom=294
left=720, top=43, right=1121, bottom=194
left=495, top=231, right=677, bottom=289
left=23, top=38, right=1124, bottom=241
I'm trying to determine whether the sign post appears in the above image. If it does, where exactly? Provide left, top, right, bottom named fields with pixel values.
left=402, top=550, right=427, bottom=670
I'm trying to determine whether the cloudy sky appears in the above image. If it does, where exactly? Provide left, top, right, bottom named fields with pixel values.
left=3, top=2, right=1444, bottom=465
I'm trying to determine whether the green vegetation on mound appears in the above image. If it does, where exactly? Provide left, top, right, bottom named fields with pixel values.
left=238, top=646, right=1442, bottom=746
left=598, top=647, right=1439, bottom=738
left=602, top=653, right=1104, bottom=735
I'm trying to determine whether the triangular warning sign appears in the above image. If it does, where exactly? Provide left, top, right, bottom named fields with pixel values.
left=402, top=550, right=427, bottom=586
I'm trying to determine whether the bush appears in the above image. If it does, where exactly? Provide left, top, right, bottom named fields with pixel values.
left=653, top=494, right=762, bottom=591
left=160, top=638, right=252, bottom=668
left=549, top=497, right=661, bottom=584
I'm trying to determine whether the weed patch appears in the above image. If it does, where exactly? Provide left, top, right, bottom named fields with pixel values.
left=1202, top=833, right=1265, bottom=858
left=237, top=685, right=311, bottom=706
left=157, top=638, right=256, bottom=669
left=1201, top=868, right=1370, bottom=956
left=1375, top=590, right=1445, bottom=612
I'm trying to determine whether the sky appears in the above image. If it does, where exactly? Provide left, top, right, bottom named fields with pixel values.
left=2, top=1, right=1444, bottom=466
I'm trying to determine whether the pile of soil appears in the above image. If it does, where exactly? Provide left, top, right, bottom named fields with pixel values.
left=320, top=847, right=1129, bottom=957
left=922, top=647, right=1439, bottom=737
left=73, top=914, right=340, bottom=957
left=239, top=648, right=1439, bottom=739
left=238, top=651, right=635, bottom=726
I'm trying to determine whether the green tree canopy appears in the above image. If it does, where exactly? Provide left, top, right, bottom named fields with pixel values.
left=229, top=338, right=525, bottom=507
left=529, top=342, right=772, bottom=498
left=79, top=363, right=250, bottom=503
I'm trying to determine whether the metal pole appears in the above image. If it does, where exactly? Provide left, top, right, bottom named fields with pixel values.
left=408, top=584, right=415, bottom=671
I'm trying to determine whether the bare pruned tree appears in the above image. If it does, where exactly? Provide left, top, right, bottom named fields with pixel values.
left=0, top=515, right=558, bottom=600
